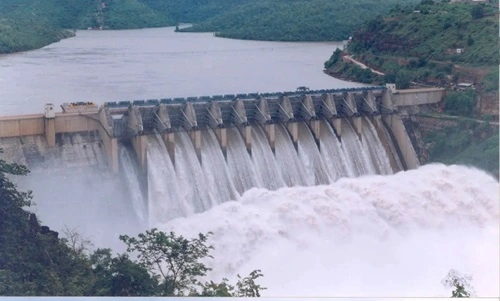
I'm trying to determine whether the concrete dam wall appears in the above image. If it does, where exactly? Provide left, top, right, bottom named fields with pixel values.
left=0, top=85, right=443, bottom=226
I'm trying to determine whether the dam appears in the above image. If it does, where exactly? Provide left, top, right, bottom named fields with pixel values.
left=0, top=84, right=444, bottom=225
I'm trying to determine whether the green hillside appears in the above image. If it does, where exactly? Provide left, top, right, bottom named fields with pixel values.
left=0, top=0, right=418, bottom=53
left=325, top=0, right=499, bottom=89
left=178, top=0, right=419, bottom=41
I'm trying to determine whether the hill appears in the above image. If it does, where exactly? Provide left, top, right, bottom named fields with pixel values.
left=0, top=0, right=418, bottom=53
left=325, top=0, right=499, bottom=92
left=178, top=0, right=419, bottom=41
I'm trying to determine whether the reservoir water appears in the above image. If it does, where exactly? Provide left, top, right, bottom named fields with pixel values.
left=0, top=27, right=364, bottom=116
left=0, top=27, right=498, bottom=297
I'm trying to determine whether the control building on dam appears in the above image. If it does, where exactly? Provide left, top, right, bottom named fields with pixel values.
left=0, top=84, right=444, bottom=219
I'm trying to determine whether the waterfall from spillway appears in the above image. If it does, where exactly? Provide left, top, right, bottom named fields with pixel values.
left=274, top=123, right=309, bottom=187
left=175, top=131, right=214, bottom=213
left=340, top=119, right=377, bottom=176
left=200, top=129, right=239, bottom=204
left=226, top=127, right=263, bottom=193
left=147, top=133, right=185, bottom=224
left=145, top=118, right=403, bottom=224
left=250, top=125, right=286, bottom=190
left=361, top=117, right=393, bottom=175
left=119, top=146, right=146, bottom=225
left=318, top=120, right=355, bottom=180
left=297, top=122, right=331, bottom=185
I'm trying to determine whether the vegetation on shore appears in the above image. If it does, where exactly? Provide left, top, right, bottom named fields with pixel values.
left=0, top=149, right=265, bottom=296
left=0, top=0, right=419, bottom=54
left=324, top=0, right=499, bottom=91
left=422, top=116, right=499, bottom=177
left=178, top=0, right=419, bottom=42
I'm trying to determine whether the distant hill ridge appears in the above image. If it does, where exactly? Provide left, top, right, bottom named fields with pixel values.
left=0, top=0, right=418, bottom=53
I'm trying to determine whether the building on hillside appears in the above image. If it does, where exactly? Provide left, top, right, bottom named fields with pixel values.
left=456, top=82, right=475, bottom=90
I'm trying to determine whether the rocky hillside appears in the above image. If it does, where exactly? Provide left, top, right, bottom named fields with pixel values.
left=325, top=0, right=498, bottom=115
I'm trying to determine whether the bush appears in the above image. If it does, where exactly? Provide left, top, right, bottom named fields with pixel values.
left=444, top=90, right=477, bottom=116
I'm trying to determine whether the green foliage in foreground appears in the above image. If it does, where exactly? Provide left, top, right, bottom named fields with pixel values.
left=179, top=0, right=419, bottom=41
left=424, top=120, right=499, bottom=177
left=0, top=149, right=265, bottom=296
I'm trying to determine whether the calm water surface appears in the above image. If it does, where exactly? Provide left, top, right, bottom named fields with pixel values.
left=0, top=27, right=365, bottom=116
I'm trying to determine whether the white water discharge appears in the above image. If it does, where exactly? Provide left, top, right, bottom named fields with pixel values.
left=226, top=127, right=262, bottom=193
left=274, top=123, right=309, bottom=187
left=174, top=131, right=214, bottom=213
left=297, top=122, right=331, bottom=185
left=340, top=119, right=377, bottom=176
left=250, top=125, right=286, bottom=190
left=147, top=133, right=185, bottom=224
left=200, top=129, right=239, bottom=204
left=318, top=120, right=355, bottom=179
left=361, top=117, right=393, bottom=175
left=144, top=118, right=409, bottom=218
left=159, top=164, right=499, bottom=297
left=119, top=146, right=146, bottom=225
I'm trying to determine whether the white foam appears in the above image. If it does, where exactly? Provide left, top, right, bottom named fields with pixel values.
left=158, top=164, right=500, bottom=297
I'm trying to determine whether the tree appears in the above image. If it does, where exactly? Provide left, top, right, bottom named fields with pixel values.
left=467, top=35, right=474, bottom=46
left=470, top=5, right=484, bottom=19
left=395, top=70, right=412, bottom=89
left=0, top=149, right=94, bottom=296
left=442, top=269, right=475, bottom=297
left=324, top=48, right=343, bottom=69
left=90, top=248, right=158, bottom=296
left=119, top=228, right=266, bottom=297
left=198, top=270, right=266, bottom=297
left=444, top=90, right=477, bottom=116
left=0, top=148, right=32, bottom=208
left=119, top=228, right=214, bottom=296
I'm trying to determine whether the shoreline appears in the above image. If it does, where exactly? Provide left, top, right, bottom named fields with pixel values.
left=0, top=29, right=76, bottom=55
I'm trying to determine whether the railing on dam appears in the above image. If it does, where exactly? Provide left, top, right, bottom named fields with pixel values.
left=103, top=86, right=387, bottom=109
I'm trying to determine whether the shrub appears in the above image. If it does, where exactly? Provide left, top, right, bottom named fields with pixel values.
left=444, top=90, right=477, bottom=116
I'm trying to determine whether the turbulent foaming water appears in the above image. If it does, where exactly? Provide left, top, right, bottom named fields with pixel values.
left=5, top=134, right=141, bottom=249
left=159, top=164, right=500, bottom=297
